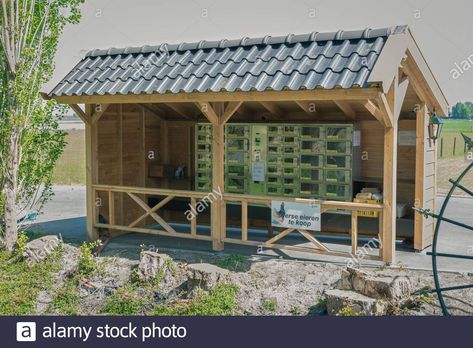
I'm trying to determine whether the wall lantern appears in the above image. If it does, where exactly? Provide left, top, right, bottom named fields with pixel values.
left=428, top=108, right=444, bottom=143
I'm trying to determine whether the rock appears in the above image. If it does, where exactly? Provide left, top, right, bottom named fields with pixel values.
left=187, top=263, right=230, bottom=296
left=24, top=235, right=60, bottom=266
left=138, top=251, right=174, bottom=283
left=59, top=244, right=80, bottom=276
left=325, top=289, right=386, bottom=316
left=338, top=267, right=411, bottom=300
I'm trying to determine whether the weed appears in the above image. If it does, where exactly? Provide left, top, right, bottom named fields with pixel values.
left=261, top=298, right=278, bottom=313
left=338, top=303, right=363, bottom=316
left=78, top=241, right=101, bottom=276
left=289, top=306, right=301, bottom=315
left=101, top=285, right=152, bottom=315
left=49, top=280, right=80, bottom=315
left=0, top=247, right=62, bottom=315
left=152, top=284, right=239, bottom=316
left=216, top=254, right=248, bottom=272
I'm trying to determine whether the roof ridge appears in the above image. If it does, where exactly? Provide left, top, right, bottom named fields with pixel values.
left=86, top=25, right=408, bottom=58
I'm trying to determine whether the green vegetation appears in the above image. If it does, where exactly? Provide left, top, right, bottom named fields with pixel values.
left=0, top=237, right=62, bottom=315
left=438, top=119, right=473, bottom=159
left=261, top=298, right=278, bottom=313
left=78, top=241, right=100, bottom=275
left=451, top=102, right=473, bottom=119
left=52, top=130, right=86, bottom=185
left=101, top=284, right=153, bottom=315
left=216, top=254, right=248, bottom=272
left=49, top=280, right=80, bottom=315
left=153, top=284, right=239, bottom=316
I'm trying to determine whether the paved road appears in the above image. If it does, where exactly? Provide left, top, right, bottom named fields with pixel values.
left=29, top=185, right=473, bottom=272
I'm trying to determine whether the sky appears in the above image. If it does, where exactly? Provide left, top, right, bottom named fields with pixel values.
left=49, top=0, right=473, bottom=106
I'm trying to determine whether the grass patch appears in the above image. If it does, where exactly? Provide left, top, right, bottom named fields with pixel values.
left=0, top=242, right=63, bottom=315
left=101, top=284, right=153, bottom=315
left=152, top=284, right=239, bottom=316
left=49, top=279, right=80, bottom=315
left=216, top=254, right=248, bottom=272
left=261, top=298, right=278, bottom=313
left=52, top=130, right=85, bottom=185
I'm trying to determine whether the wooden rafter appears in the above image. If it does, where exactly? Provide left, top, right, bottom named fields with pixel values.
left=195, top=102, right=219, bottom=124
left=260, top=101, right=283, bottom=119
left=69, top=104, right=88, bottom=124
left=334, top=100, right=356, bottom=120
left=295, top=101, right=317, bottom=116
left=139, top=103, right=167, bottom=120
left=221, top=101, right=243, bottom=124
left=363, top=99, right=391, bottom=127
left=165, top=103, right=193, bottom=119
left=91, top=103, right=110, bottom=124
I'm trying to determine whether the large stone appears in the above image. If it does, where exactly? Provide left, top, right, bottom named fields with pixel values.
left=138, top=251, right=173, bottom=283
left=187, top=263, right=230, bottom=295
left=24, top=235, right=60, bottom=266
left=325, top=289, right=386, bottom=316
left=338, top=268, right=411, bottom=300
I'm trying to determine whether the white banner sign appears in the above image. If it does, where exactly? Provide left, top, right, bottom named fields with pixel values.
left=271, top=201, right=321, bottom=231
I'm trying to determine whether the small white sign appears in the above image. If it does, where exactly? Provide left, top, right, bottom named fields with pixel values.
left=398, top=131, right=416, bottom=146
left=252, top=162, right=265, bottom=182
left=271, top=201, right=321, bottom=231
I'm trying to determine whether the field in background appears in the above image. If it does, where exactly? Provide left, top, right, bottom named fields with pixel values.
left=439, top=119, right=473, bottom=159
left=52, top=130, right=85, bottom=185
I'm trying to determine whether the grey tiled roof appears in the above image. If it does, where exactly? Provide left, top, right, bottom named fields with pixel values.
left=50, top=25, right=408, bottom=97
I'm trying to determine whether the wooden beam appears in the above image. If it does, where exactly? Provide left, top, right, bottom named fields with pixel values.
left=351, top=211, right=358, bottom=255
left=139, top=103, right=167, bottom=120
left=91, top=103, right=110, bottom=124
left=363, top=99, right=390, bottom=127
left=85, top=104, right=98, bottom=241
left=53, top=88, right=382, bottom=105
left=295, top=101, right=317, bottom=116
left=195, top=102, right=219, bottom=124
left=221, top=101, right=243, bottom=124
left=241, top=200, right=248, bottom=241
left=378, top=94, right=394, bottom=127
left=70, top=104, right=88, bottom=124
left=334, top=100, right=356, bottom=120
left=165, top=103, right=193, bottom=119
left=260, top=101, right=283, bottom=119
left=298, top=230, right=329, bottom=251
left=414, top=103, right=430, bottom=250
left=401, top=59, right=434, bottom=111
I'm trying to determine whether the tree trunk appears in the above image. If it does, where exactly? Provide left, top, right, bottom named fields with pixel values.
left=3, top=130, right=19, bottom=252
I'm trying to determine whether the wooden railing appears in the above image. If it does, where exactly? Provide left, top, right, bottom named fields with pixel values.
left=92, top=184, right=384, bottom=261
left=222, top=193, right=384, bottom=261
left=92, top=184, right=212, bottom=242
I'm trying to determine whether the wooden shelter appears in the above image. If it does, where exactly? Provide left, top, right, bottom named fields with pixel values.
left=47, top=25, right=448, bottom=263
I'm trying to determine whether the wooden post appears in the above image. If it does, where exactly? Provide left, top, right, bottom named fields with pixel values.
left=382, top=122, right=397, bottom=263
left=85, top=104, right=99, bottom=241
left=414, top=104, right=426, bottom=250
left=211, top=103, right=225, bottom=250
left=351, top=211, right=358, bottom=255
left=197, top=101, right=241, bottom=251
left=453, top=137, right=456, bottom=156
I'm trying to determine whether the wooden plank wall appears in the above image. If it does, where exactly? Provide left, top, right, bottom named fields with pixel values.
left=358, top=120, right=417, bottom=210
left=96, top=104, right=195, bottom=228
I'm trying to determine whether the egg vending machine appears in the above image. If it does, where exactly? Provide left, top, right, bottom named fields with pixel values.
left=249, top=125, right=267, bottom=195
